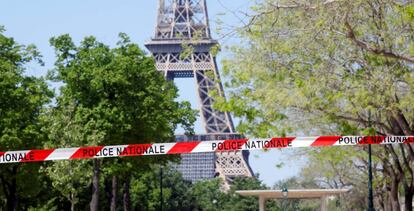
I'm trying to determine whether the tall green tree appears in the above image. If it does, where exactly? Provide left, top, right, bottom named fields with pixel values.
left=46, top=33, right=196, bottom=211
left=217, top=0, right=414, bottom=210
left=0, top=27, right=52, bottom=210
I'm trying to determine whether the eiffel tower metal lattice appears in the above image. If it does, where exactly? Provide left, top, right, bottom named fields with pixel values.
left=145, top=0, right=253, bottom=185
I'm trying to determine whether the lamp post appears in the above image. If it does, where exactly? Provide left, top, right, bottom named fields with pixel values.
left=367, top=111, right=375, bottom=211
left=282, top=187, right=288, bottom=210
left=368, top=144, right=374, bottom=211
left=160, top=166, right=163, bottom=211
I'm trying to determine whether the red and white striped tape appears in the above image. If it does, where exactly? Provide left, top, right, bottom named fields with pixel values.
left=1, top=136, right=413, bottom=164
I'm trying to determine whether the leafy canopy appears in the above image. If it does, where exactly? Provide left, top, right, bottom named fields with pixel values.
left=0, top=26, right=52, bottom=210
left=218, top=0, right=414, bottom=137
left=47, top=33, right=196, bottom=147
left=43, top=33, right=197, bottom=209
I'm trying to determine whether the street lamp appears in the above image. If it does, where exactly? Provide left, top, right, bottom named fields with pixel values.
left=282, top=187, right=288, bottom=197
left=282, top=187, right=288, bottom=210
left=160, top=166, right=163, bottom=211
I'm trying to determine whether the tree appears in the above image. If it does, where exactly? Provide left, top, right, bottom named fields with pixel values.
left=41, top=101, right=93, bottom=211
left=217, top=0, right=414, bottom=210
left=191, top=178, right=230, bottom=211
left=46, top=33, right=196, bottom=211
left=224, top=177, right=277, bottom=211
left=298, top=147, right=370, bottom=210
left=0, top=27, right=52, bottom=210
left=130, top=165, right=194, bottom=211
left=191, top=177, right=280, bottom=211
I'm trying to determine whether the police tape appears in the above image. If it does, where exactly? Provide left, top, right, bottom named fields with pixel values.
left=1, top=136, right=413, bottom=164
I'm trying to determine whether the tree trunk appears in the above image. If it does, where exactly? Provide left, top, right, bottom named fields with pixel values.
left=105, top=177, right=111, bottom=210
left=67, top=192, right=77, bottom=211
left=377, top=189, right=385, bottom=211
left=123, top=176, right=131, bottom=211
left=7, top=166, right=18, bottom=211
left=390, top=178, right=401, bottom=211
left=70, top=192, right=75, bottom=211
left=90, top=159, right=100, bottom=211
left=404, top=190, right=413, bottom=211
left=386, top=195, right=392, bottom=211
left=111, top=176, right=117, bottom=211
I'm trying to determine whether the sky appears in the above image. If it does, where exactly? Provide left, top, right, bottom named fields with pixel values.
left=0, top=0, right=306, bottom=187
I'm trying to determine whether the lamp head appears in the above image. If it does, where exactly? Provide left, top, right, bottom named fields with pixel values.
left=282, top=187, right=288, bottom=197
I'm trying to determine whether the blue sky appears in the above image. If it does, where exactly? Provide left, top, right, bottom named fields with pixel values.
left=1, top=0, right=305, bottom=187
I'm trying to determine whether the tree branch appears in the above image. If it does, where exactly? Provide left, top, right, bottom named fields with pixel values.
left=344, top=20, right=414, bottom=64
left=399, top=145, right=413, bottom=183
left=331, top=113, right=393, bottom=133
left=393, top=110, right=414, bottom=136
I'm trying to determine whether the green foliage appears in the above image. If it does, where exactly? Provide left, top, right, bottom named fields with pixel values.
left=130, top=165, right=194, bottom=211
left=48, top=33, right=196, bottom=146
left=180, top=43, right=194, bottom=61
left=273, top=177, right=320, bottom=210
left=0, top=32, right=51, bottom=150
left=219, top=0, right=414, bottom=137
left=43, top=33, right=197, bottom=209
left=128, top=166, right=327, bottom=211
left=217, top=0, right=414, bottom=209
left=192, top=178, right=229, bottom=211
left=41, top=160, right=92, bottom=208
left=28, top=197, right=58, bottom=211
left=223, top=177, right=275, bottom=211
left=210, top=44, right=221, bottom=57
left=0, top=27, right=52, bottom=210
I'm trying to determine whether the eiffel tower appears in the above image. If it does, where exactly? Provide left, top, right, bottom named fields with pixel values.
left=145, top=0, right=253, bottom=186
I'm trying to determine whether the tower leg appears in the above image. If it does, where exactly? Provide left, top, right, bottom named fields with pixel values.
left=194, top=69, right=233, bottom=133
left=194, top=69, right=253, bottom=185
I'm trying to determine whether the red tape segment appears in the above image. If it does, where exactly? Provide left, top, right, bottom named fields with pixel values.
left=0, top=136, right=413, bottom=164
